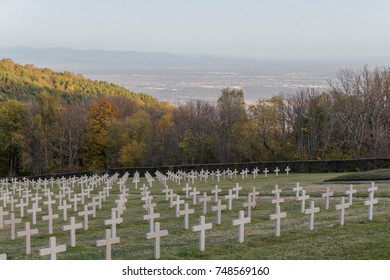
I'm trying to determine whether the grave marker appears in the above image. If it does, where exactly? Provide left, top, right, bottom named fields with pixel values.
left=243, top=195, right=256, bottom=218
left=58, top=200, right=72, bottom=221
left=192, top=216, right=212, bottom=251
left=321, top=187, right=334, bottom=210
left=346, top=185, right=357, bottom=206
left=96, top=229, right=120, bottom=260
left=224, top=189, right=236, bottom=211
left=270, top=205, right=287, bottom=237
left=39, top=236, right=66, bottom=260
left=211, top=185, right=221, bottom=202
left=146, top=222, right=168, bottom=259
left=104, top=209, right=123, bottom=238
left=199, top=192, right=212, bottom=214
left=211, top=199, right=226, bottom=225
left=292, top=183, right=302, bottom=200
left=78, top=205, right=94, bottom=230
left=233, top=183, right=242, bottom=198
left=63, top=217, right=83, bottom=247
left=17, top=222, right=38, bottom=254
left=189, top=187, right=200, bottom=205
left=4, top=212, right=22, bottom=240
left=178, top=203, right=194, bottom=230
left=42, top=207, right=59, bottom=234
left=297, top=190, right=310, bottom=213
left=232, top=210, right=251, bottom=243
left=336, top=197, right=350, bottom=226
left=304, top=201, right=320, bottom=230
left=0, top=206, right=9, bottom=229
left=364, top=192, right=378, bottom=221
left=143, top=207, right=160, bottom=233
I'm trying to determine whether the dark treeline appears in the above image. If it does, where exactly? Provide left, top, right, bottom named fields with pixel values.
left=0, top=59, right=389, bottom=176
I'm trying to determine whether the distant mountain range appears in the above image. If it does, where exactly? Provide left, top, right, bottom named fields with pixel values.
left=0, top=47, right=253, bottom=69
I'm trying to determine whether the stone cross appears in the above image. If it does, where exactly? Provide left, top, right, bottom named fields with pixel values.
left=232, top=210, right=251, bottom=243
left=182, top=183, right=192, bottom=198
left=211, top=185, right=222, bottom=202
left=270, top=205, right=287, bottom=237
left=274, top=167, right=280, bottom=176
left=4, top=212, right=22, bottom=240
left=304, top=201, right=320, bottom=230
left=0, top=206, right=9, bottom=229
left=364, top=192, right=378, bottom=221
left=171, top=195, right=184, bottom=217
left=272, top=184, right=282, bottom=195
left=263, top=168, right=269, bottom=177
left=243, top=195, right=256, bottom=218
left=321, top=187, right=334, bottom=210
left=96, top=229, right=120, bottom=260
left=346, top=185, right=357, bottom=206
left=368, top=182, right=378, bottom=195
left=271, top=192, right=284, bottom=206
left=192, top=216, right=212, bottom=251
left=17, top=222, right=39, bottom=254
left=39, top=236, right=67, bottom=260
left=42, top=207, right=59, bottom=234
left=178, top=203, right=194, bottom=230
left=78, top=205, right=94, bottom=230
left=146, top=222, right=168, bottom=259
left=297, top=190, right=310, bottom=213
left=8, top=195, right=17, bottom=212
left=104, top=209, right=123, bottom=238
left=211, top=199, right=227, bottom=225
left=43, top=195, right=56, bottom=211
left=336, top=197, right=350, bottom=226
left=31, top=192, right=42, bottom=206
left=143, top=207, right=160, bottom=233
left=232, top=183, right=242, bottom=198
left=69, top=194, right=81, bottom=212
left=58, top=200, right=72, bottom=221
left=292, top=183, right=303, bottom=200
left=285, top=166, right=290, bottom=175
left=199, top=192, right=212, bottom=214
left=88, top=197, right=99, bottom=218
left=189, top=187, right=200, bottom=205
left=27, top=202, right=42, bottom=225
left=63, top=216, right=83, bottom=247
left=15, top=198, right=28, bottom=218
left=249, top=187, right=260, bottom=204
left=224, top=189, right=236, bottom=211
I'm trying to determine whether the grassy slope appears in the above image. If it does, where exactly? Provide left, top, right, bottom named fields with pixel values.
left=1, top=172, right=390, bottom=260
left=326, top=169, right=390, bottom=182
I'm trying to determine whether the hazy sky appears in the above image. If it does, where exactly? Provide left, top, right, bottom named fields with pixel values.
left=1, top=0, right=390, bottom=59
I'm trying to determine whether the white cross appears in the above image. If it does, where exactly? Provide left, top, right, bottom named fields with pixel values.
left=7, top=195, right=17, bottom=211
left=42, top=207, right=59, bottom=234
left=271, top=192, right=285, bottom=206
left=263, top=168, right=269, bottom=177
left=96, top=229, right=120, bottom=260
left=171, top=195, right=184, bottom=218
left=336, top=197, right=350, bottom=226
left=31, top=192, right=42, bottom=206
left=15, top=198, right=28, bottom=218
left=232, top=210, right=251, bottom=243
left=197, top=192, right=210, bottom=215
left=104, top=209, right=123, bottom=238
left=243, top=195, right=256, bottom=218
left=248, top=187, right=260, bottom=204
left=271, top=185, right=282, bottom=195
left=189, top=187, right=200, bottom=205
left=270, top=205, right=287, bottom=237
left=224, top=189, right=237, bottom=211
left=364, top=192, right=378, bottom=221
left=182, top=183, right=192, bottom=198
left=63, top=216, right=83, bottom=247
left=0, top=206, right=9, bottom=229
left=78, top=205, right=94, bottom=230
left=17, top=222, right=39, bottom=254
left=58, top=200, right=72, bottom=221
left=143, top=207, right=160, bottom=233
left=178, top=203, right=194, bottom=230
left=304, top=201, right=320, bottom=230
left=146, top=222, right=168, bottom=259
left=232, top=183, right=242, bottom=198
left=368, top=182, right=378, bottom=194
left=211, top=199, right=227, bottom=225
left=346, top=185, right=357, bottom=206
left=5, top=212, right=22, bottom=240
left=69, top=194, right=81, bottom=212
left=274, top=167, right=280, bottom=176
left=297, top=189, right=310, bottom=213
left=39, top=236, right=67, bottom=260
left=321, top=187, right=334, bottom=210
left=168, top=193, right=177, bottom=209
left=293, top=182, right=303, bottom=200
left=211, top=185, right=222, bottom=202
left=43, top=195, right=56, bottom=211
left=88, top=196, right=100, bottom=218
left=192, top=215, right=212, bottom=251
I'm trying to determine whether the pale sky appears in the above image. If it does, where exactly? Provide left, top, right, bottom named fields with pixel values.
left=1, top=0, right=389, bottom=59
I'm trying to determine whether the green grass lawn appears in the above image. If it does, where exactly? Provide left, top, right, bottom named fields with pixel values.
left=326, top=169, right=390, bottom=182
left=1, top=172, right=389, bottom=260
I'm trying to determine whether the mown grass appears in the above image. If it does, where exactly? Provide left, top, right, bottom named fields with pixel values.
left=326, top=169, right=390, bottom=182
left=1, top=172, right=389, bottom=260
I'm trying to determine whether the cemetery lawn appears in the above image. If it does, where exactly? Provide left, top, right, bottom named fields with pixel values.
left=1, top=172, right=390, bottom=260
left=325, top=169, right=390, bottom=182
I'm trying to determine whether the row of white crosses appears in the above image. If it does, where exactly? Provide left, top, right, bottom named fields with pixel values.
left=0, top=172, right=130, bottom=260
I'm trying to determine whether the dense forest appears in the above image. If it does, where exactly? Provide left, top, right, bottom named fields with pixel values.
left=0, top=59, right=389, bottom=176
